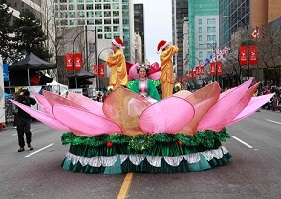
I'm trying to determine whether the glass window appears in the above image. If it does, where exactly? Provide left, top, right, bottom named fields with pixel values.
left=77, top=4, right=84, bottom=10
left=207, top=52, right=213, bottom=57
left=86, top=0, right=92, bottom=2
left=98, top=34, right=103, bottom=39
left=207, top=27, right=211, bottom=33
left=104, top=33, right=112, bottom=39
left=78, top=19, right=85, bottom=25
left=87, top=19, right=94, bottom=25
left=69, top=4, right=75, bottom=10
left=95, top=4, right=101, bottom=10
left=113, top=26, right=119, bottom=32
left=207, top=43, right=212, bottom=49
left=60, top=0, right=67, bottom=3
left=87, top=11, right=94, bottom=18
left=95, top=19, right=102, bottom=24
left=95, top=11, right=102, bottom=17
left=199, top=27, right=202, bottom=33
left=113, top=18, right=119, bottom=24
left=97, top=26, right=103, bottom=32
left=207, top=19, right=211, bottom=24
left=104, top=4, right=111, bottom=9
left=207, top=35, right=212, bottom=41
left=113, top=33, right=120, bottom=38
left=60, top=19, right=68, bottom=26
left=212, top=35, right=216, bottom=41
left=113, top=11, right=119, bottom=17
left=69, top=12, right=75, bottom=18
left=60, top=12, right=68, bottom=18
left=86, top=4, right=93, bottom=10
left=212, top=18, right=216, bottom=24
left=78, top=11, right=85, bottom=17
left=104, top=11, right=111, bottom=17
left=199, top=52, right=203, bottom=57
left=199, top=44, right=203, bottom=48
left=199, top=19, right=202, bottom=25
left=60, top=5, right=67, bottom=10
left=112, top=3, right=119, bottom=9
left=69, top=0, right=75, bottom=2
left=199, top=35, right=202, bottom=41
left=104, top=26, right=111, bottom=32
left=103, top=0, right=110, bottom=2
left=70, top=19, right=76, bottom=26
left=104, top=19, right=111, bottom=24
left=77, top=0, right=84, bottom=2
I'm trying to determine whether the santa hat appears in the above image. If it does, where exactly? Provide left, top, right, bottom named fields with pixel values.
left=112, top=38, right=125, bottom=49
left=157, top=40, right=169, bottom=53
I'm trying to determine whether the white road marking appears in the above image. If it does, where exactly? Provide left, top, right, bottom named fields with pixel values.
left=25, top=143, right=54, bottom=158
left=232, top=136, right=253, bottom=148
left=266, top=119, right=281, bottom=125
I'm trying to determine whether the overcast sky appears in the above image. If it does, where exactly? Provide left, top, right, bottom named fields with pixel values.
left=133, top=0, right=172, bottom=63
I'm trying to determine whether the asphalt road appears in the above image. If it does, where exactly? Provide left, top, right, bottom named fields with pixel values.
left=0, top=110, right=280, bottom=199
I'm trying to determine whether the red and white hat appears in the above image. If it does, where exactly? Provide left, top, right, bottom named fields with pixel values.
left=157, top=40, right=169, bottom=53
left=112, top=38, right=125, bottom=49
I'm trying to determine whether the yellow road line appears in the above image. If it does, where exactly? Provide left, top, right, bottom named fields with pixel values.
left=117, top=172, right=134, bottom=199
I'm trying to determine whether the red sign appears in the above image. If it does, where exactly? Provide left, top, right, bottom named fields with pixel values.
left=65, top=54, right=73, bottom=71
left=195, top=66, right=200, bottom=76
left=210, top=62, right=216, bottom=75
left=249, top=45, right=258, bottom=65
left=74, top=53, right=82, bottom=71
left=188, top=71, right=193, bottom=78
left=239, top=46, right=248, bottom=65
left=94, top=65, right=98, bottom=76
left=100, top=64, right=105, bottom=78
left=193, top=69, right=197, bottom=78
left=217, top=62, right=223, bottom=75
left=200, top=66, right=205, bottom=76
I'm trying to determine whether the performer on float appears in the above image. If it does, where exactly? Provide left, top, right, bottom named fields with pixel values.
left=157, top=40, right=178, bottom=98
left=129, top=64, right=161, bottom=103
left=106, top=38, right=128, bottom=89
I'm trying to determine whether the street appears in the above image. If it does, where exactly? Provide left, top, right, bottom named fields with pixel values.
left=0, top=110, right=280, bottom=199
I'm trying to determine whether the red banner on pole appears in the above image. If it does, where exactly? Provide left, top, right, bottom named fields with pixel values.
left=74, top=53, right=82, bottom=71
left=195, top=66, right=200, bottom=76
left=217, top=62, right=223, bottom=75
left=193, top=69, right=197, bottom=78
left=100, top=64, right=105, bottom=78
left=94, top=65, right=98, bottom=76
left=65, top=53, right=73, bottom=71
left=188, top=71, right=193, bottom=79
left=210, top=62, right=216, bottom=75
left=200, top=66, right=205, bottom=76
left=249, top=45, right=258, bottom=65
left=239, top=46, right=248, bottom=65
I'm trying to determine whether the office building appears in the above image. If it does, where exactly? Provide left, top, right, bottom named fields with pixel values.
left=134, top=3, right=145, bottom=63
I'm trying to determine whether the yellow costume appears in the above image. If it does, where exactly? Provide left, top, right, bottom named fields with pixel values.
left=106, top=49, right=128, bottom=89
left=160, top=45, right=179, bottom=98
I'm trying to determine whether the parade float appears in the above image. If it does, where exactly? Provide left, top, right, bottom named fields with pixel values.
left=10, top=77, right=274, bottom=174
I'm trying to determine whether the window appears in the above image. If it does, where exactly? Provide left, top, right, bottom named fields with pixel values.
left=199, top=19, right=202, bottom=25
left=199, top=52, right=203, bottom=57
left=87, top=11, right=94, bottom=18
left=69, top=12, right=75, bottom=18
left=207, top=43, right=212, bottom=49
left=95, top=4, right=101, bottom=10
left=60, top=12, right=68, bottom=18
left=212, top=27, right=216, bottom=32
left=212, top=18, right=216, bottom=24
left=113, top=33, right=120, bottom=38
left=113, top=11, right=119, bottom=17
left=77, top=4, right=84, bottom=10
left=207, top=35, right=212, bottom=41
left=98, top=34, right=103, bottom=39
left=60, top=19, right=68, bottom=26
left=77, top=0, right=84, bottom=2
left=104, top=19, right=111, bottom=24
left=60, top=5, right=67, bottom=10
left=86, top=4, right=93, bottom=10
left=199, top=27, right=202, bottom=33
left=95, top=19, right=102, bottom=24
left=199, top=35, right=202, bottom=41
left=207, top=27, right=211, bottom=33
left=60, top=0, right=67, bottom=2
left=70, top=19, right=76, bottom=26
left=207, top=52, right=213, bottom=58
left=113, top=18, right=119, bottom=24
left=69, top=4, right=75, bottom=10
left=112, top=3, right=119, bottom=9
left=113, top=26, right=119, bottom=32
left=87, top=19, right=94, bottom=25
left=104, top=11, right=111, bottom=17
left=104, top=4, right=111, bottom=9
left=104, top=26, right=111, bottom=32
left=78, top=11, right=85, bottom=17
left=104, top=33, right=112, bottom=39
left=97, top=26, right=103, bottom=32
left=207, top=19, right=211, bottom=24
left=95, top=11, right=102, bottom=17
left=199, top=44, right=203, bottom=48
left=78, top=19, right=85, bottom=25
left=212, top=35, right=216, bottom=41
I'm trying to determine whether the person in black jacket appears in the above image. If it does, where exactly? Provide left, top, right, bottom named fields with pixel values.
left=15, top=89, right=36, bottom=152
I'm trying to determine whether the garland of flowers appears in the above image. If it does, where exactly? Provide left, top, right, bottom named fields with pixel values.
left=61, top=128, right=229, bottom=152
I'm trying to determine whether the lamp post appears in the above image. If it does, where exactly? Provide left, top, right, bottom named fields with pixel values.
left=97, top=47, right=113, bottom=91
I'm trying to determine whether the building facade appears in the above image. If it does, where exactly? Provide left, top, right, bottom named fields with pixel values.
left=134, top=4, right=145, bottom=63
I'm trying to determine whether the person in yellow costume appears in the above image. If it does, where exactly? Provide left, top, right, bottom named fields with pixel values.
left=157, top=40, right=179, bottom=98
left=106, top=38, right=128, bottom=89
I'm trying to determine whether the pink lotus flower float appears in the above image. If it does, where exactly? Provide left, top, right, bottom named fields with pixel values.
left=10, top=78, right=274, bottom=174
left=11, top=78, right=273, bottom=136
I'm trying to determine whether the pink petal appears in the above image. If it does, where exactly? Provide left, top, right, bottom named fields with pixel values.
left=103, top=87, right=150, bottom=135
left=53, top=104, right=121, bottom=136
left=148, top=71, right=161, bottom=80
left=172, top=90, right=193, bottom=99
left=10, top=100, right=70, bottom=131
left=139, top=96, right=195, bottom=134
left=228, top=93, right=275, bottom=125
left=32, top=92, right=53, bottom=116
left=148, top=62, right=161, bottom=74
left=42, top=90, right=85, bottom=110
left=67, top=92, right=105, bottom=117
left=197, top=78, right=254, bottom=131
left=128, top=63, right=139, bottom=80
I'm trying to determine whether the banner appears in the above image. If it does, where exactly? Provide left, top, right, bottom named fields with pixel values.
left=100, top=64, right=105, bottom=78
left=193, top=69, right=197, bottom=78
left=65, top=54, right=73, bottom=71
left=195, top=66, right=200, bottom=76
left=217, top=62, right=223, bottom=75
left=94, top=65, right=98, bottom=76
left=188, top=71, right=193, bottom=79
left=249, top=45, right=258, bottom=65
left=239, top=46, right=248, bottom=65
left=210, top=62, right=216, bottom=75
left=74, top=53, right=82, bottom=71
left=200, top=66, right=205, bottom=76
left=3, top=63, right=9, bottom=81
